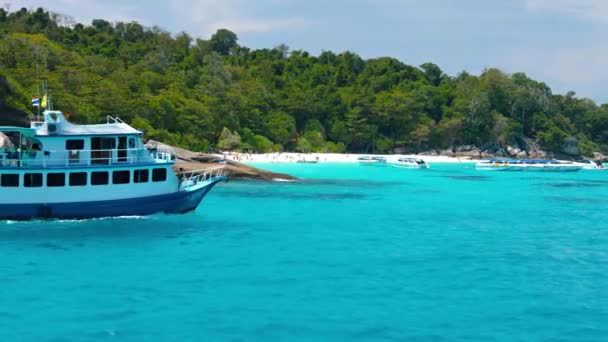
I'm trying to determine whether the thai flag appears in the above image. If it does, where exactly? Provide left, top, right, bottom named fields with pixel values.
left=32, top=96, right=40, bottom=107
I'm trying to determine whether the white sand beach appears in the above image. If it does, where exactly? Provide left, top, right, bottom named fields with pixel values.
left=224, top=152, right=479, bottom=164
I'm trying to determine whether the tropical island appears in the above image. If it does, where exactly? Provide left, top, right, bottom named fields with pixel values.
left=1, top=7, right=607, bottom=164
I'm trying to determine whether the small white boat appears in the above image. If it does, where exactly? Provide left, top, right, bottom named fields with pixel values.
left=476, top=159, right=582, bottom=172
left=390, top=157, right=429, bottom=169
left=357, top=156, right=386, bottom=165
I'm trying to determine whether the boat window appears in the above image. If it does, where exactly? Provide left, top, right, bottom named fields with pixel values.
left=113, top=170, right=130, bottom=184
left=0, top=174, right=19, bottom=187
left=91, top=171, right=109, bottom=185
left=66, top=139, right=85, bottom=150
left=152, top=168, right=167, bottom=182
left=128, top=138, right=136, bottom=149
left=69, top=172, right=87, bottom=186
left=47, top=173, right=65, bottom=187
left=24, top=173, right=43, bottom=187
left=134, top=169, right=149, bottom=183
left=91, top=137, right=115, bottom=165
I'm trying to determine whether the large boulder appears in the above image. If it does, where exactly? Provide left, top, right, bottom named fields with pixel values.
left=455, top=148, right=482, bottom=158
left=528, top=150, right=547, bottom=159
left=506, top=145, right=521, bottom=157
left=593, top=152, right=607, bottom=162
left=493, top=148, right=507, bottom=157
left=438, top=148, right=455, bottom=157
left=455, top=145, right=476, bottom=152
left=562, top=137, right=580, bottom=156
left=418, top=149, right=438, bottom=156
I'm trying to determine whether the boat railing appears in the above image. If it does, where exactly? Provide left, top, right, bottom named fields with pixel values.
left=179, top=166, right=227, bottom=190
left=0, top=147, right=174, bottom=168
left=146, top=145, right=174, bottom=162
left=106, top=115, right=125, bottom=124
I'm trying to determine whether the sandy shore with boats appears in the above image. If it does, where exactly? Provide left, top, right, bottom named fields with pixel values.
left=224, top=152, right=478, bottom=164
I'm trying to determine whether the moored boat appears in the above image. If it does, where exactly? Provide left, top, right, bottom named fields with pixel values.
left=389, top=157, right=429, bottom=169
left=475, top=159, right=583, bottom=172
left=357, top=156, right=386, bottom=165
left=573, top=159, right=606, bottom=170
left=0, top=110, right=227, bottom=220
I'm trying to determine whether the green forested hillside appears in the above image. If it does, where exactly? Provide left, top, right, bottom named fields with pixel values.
left=1, top=7, right=608, bottom=156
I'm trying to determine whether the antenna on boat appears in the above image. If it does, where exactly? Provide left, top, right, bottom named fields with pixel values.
left=35, top=56, right=40, bottom=121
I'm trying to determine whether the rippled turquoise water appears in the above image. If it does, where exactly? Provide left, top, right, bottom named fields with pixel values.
left=1, top=163, right=607, bottom=341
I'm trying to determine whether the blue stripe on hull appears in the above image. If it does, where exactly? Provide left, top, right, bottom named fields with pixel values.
left=0, top=177, right=226, bottom=220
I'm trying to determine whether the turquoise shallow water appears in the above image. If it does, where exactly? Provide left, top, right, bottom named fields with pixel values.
left=1, top=162, right=608, bottom=341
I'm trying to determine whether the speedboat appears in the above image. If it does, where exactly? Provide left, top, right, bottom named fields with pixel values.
left=390, top=157, right=429, bottom=169
left=476, top=159, right=582, bottom=172
left=357, top=156, right=386, bottom=165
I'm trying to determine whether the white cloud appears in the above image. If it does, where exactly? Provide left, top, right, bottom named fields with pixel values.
left=169, top=0, right=312, bottom=37
left=524, top=0, right=608, bottom=24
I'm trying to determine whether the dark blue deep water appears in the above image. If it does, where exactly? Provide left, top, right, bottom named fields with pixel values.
left=1, top=163, right=607, bottom=341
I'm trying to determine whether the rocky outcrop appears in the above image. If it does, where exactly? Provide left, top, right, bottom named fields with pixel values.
left=593, top=152, right=607, bottom=162
left=453, top=145, right=481, bottom=159
left=418, top=149, right=439, bottom=156
left=147, top=140, right=298, bottom=181
left=562, top=137, right=580, bottom=156
left=442, top=137, right=593, bottom=160
left=438, top=148, right=455, bottom=157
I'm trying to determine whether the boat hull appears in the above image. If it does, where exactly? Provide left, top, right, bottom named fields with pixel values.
left=0, top=177, right=226, bottom=220
left=390, top=162, right=429, bottom=169
left=476, top=165, right=582, bottom=172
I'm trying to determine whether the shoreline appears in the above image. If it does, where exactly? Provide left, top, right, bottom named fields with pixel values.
left=224, top=152, right=479, bottom=164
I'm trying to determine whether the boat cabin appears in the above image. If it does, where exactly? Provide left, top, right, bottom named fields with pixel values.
left=0, top=111, right=168, bottom=168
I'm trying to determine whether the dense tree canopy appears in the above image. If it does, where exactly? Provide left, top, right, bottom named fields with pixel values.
left=1, top=7, right=607, bottom=156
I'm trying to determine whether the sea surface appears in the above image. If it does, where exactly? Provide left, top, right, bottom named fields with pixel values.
left=1, top=163, right=607, bottom=341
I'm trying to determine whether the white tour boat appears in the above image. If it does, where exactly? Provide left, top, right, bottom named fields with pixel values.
left=0, top=110, right=227, bottom=220
left=389, top=157, right=429, bottom=169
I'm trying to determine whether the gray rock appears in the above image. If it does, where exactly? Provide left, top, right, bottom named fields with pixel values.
left=455, top=145, right=475, bottom=152
left=418, top=149, right=438, bottom=156
left=528, top=150, right=547, bottom=159
left=438, top=148, right=455, bottom=157
left=456, top=149, right=482, bottom=158
left=506, top=145, right=520, bottom=156
left=562, top=137, right=580, bottom=156
left=494, top=148, right=507, bottom=157
left=593, top=152, right=607, bottom=162
left=516, top=151, right=528, bottom=158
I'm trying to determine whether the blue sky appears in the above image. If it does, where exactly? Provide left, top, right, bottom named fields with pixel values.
left=5, top=0, right=608, bottom=103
